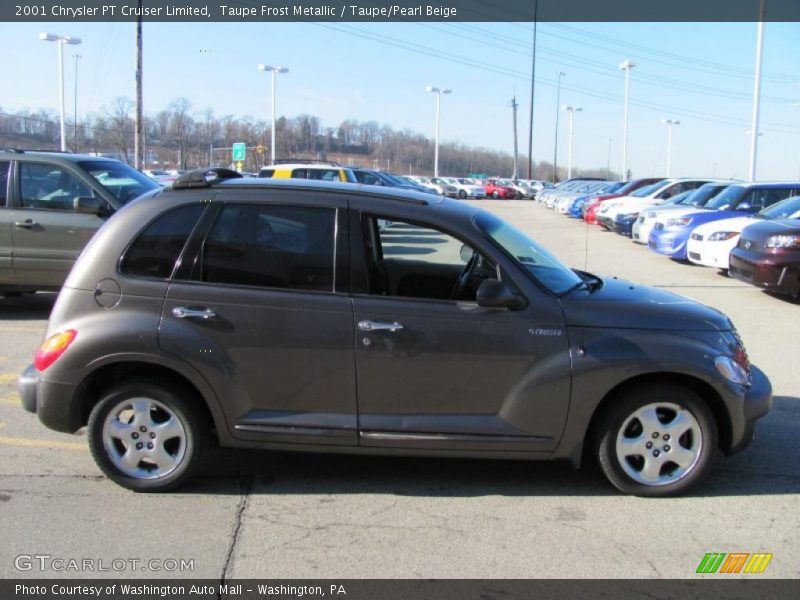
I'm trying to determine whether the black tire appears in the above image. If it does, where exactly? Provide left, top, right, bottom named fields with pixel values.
left=492, top=191, right=499, bottom=199
left=87, top=380, right=208, bottom=492
left=458, top=190, right=467, bottom=199
left=592, top=383, right=718, bottom=497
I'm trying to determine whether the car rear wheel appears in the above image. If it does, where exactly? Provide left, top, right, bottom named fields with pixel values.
left=458, top=190, right=467, bottom=199
left=87, top=380, right=208, bottom=492
left=593, top=384, right=717, bottom=496
left=492, top=191, right=499, bottom=199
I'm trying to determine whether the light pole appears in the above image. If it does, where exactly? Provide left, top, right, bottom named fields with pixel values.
left=619, top=59, right=636, bottom=180
left=73, top=53, right=81, bottom=152
left=426, top=86, right=451, bottom=178
left=39, top=33, right=82, bottom=151
left=661, top=119, right=680, bottom=177
left=258, top=64, right=289, bottom=165
left=562, top=105, right=582, bottom=179
left=607, top=137, right=613, bottom=180
left=552, top=71, right=565, bottom=183
left=748, top=0, right=766, bottom=181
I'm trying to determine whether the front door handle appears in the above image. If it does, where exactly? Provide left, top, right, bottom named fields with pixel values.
left=14, top=220, right=38, bottom=229
left=172, top=307, right=216, bottom=320
left=358, top=320, right=404, bottom=332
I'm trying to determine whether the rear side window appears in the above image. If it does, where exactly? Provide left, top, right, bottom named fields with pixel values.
left=121, top=204, right=205, bottom=279
left=0, top=161, right=9, bottom=207
left=258, top=169, right=275, bottom=178
left=201, top=204, right=335, bottom=292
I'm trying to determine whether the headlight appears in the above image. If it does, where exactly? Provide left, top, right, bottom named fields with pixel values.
left=765, top=234, right=800, bottom=249
left=666, top=217, right=692, bottom=227
left=707, top=231, right=738, bottom=241
left=714, top=356, right=749, bottom=385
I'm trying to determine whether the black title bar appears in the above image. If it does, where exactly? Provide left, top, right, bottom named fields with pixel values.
left=4, top=0, right=800, bottom=22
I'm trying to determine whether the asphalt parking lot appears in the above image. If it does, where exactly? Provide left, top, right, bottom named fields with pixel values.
left=0, top=200, right=797, bottom=579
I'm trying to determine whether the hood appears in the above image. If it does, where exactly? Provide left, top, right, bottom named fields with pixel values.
left=559, top=277, right=731, bottom=332
left=692, top=216, right=756, bottom=236
left=737, top=218, right=800, bottom=242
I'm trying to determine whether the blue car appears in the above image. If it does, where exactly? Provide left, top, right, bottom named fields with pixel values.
left=648, top=182, right=800, bottom=259
left=568, top=182, right=626, bottom=218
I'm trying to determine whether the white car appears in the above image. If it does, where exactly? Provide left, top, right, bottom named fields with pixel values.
left=442, top=177, right=486, bottom=199
left=686, top=195, right=800, bottom=270
left=597, top=178, right=714, bottom=231
left=406, top=175, right=442, bottom=194
left=632, top=182, right=733, bottom=244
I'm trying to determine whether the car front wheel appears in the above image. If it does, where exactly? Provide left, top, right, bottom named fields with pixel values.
left=594, top=384, right=717, bottom=497
left=458, top=190, right=467, bottom=199
left=87, top=380, right=208, bottom=492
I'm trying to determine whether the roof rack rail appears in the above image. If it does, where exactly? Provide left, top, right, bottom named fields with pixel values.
left=271, top=158, right=342, bottom=166
left=172, top=167, right=243, bottom=190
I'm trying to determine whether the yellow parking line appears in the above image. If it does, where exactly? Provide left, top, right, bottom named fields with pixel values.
left=0, top=436, right=86, bottom=451
left=0, top=373, right=19, bottom=383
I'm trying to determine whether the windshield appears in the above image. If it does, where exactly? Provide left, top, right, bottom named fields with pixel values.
left=601, top=182, right=625, bottom=193
left=705, top=185, right=747, bottom=211
left=682, top=183, right=729, bottom=207
left=474, top=211, right=582, bottom=295
left=631, top=182, right=663, bottom=198
left=758, top=195, right=800, bottom=219
left=79, top=160, right=160, bottom=204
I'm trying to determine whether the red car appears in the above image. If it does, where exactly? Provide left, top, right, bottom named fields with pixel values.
left=484, top=179, right=517, bottom=199
left=583, top=178, right=664, bottom=224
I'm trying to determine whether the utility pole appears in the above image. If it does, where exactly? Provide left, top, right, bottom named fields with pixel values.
left=510, top=96, right=519, bottom=179
left=748, top=0, right=766, bottom=181
left=607, top=137, right=613, bottom=180
left=526, top=0, right=539, bottom=179
left=134, top=4, right=143, bottom=169
left=619, top=59, right=636, bottom=182
left=552, top=71, right=565, bottom=183
left=73, top=53, right=81, bottom=152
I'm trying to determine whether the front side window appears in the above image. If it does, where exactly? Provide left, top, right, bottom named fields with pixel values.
left=201, top=204, right=335, bottom=292
left=19, top=162, right=93, bottom=211
left=739, top=188, right=796, bottom=212
left=0, top=161, right=9, bottom=207
left=121, top=204, right=205, bottom=279
left=706, top=186, right=746, bottom=210
left=362, top=217, right=494, bottom=302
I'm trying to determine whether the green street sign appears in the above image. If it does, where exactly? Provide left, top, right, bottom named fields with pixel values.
left=232, top=142, right=246, bottom=162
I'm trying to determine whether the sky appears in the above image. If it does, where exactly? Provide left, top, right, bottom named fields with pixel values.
left=1, top=20, right=799, bottom=180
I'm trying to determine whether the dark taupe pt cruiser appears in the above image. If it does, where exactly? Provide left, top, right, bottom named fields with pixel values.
left=18, top=169, right=772, bottom=496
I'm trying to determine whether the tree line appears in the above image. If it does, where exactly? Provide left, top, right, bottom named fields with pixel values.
left=0, top=97, right=615, bottom=180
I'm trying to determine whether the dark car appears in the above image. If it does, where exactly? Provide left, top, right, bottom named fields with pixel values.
left=0, top=149, right=161, bottom=294
left=351, top=168, right=437, bottom=195
left=18, top=168, right=771, bottom=496
left=729, top=216, right=800, bottom=299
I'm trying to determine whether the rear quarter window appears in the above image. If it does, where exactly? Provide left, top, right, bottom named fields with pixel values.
left=121, top=204, right=205, bottom=279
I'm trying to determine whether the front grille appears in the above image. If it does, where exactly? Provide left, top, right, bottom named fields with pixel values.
left=689, top=252, right=701, bottom=261
left=738, top=238, right=757, bottom=250
left=691, top=233, right=703, bottom=241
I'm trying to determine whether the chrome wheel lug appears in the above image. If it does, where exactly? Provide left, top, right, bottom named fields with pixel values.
left=131, top=432, right=139, bottom=440
left=135, top=442, right=143, bottom=450
left=653, top=450, right=661, bottom=457
left=645, top=441, right=653, bottom=449
left=664, top=445, right=671, bottom=452
left=652, top=432, right=659, bottom=439
left=150, top=432, right=156, bottom=439
left=140, top=426, right=147, bottom=433
left=663, top=434, right=670, bottom=441
left=147, top=442, right=154, bottom=450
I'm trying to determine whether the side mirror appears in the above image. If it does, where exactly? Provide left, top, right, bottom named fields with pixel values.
left=460, top=244, right=475, bottom=263
left=737, top=202, right=752, bottom=212
left=477, top=279, right=527, bottom=310
left=74, top=196, right=104, bottom=215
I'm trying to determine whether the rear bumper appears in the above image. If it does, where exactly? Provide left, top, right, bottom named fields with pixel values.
left=729, top=249, right=800, bottom=297
left=17, top=364, right=82, bottom=433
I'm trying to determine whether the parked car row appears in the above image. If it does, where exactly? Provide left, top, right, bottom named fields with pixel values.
left=540, top=173, right=800, bottom=302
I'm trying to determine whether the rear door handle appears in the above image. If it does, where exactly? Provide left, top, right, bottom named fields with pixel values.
left=358, top=320, right=404, bottom=332
left=14, top=220, right=38, bottom=229
left=172, top=307, right=216, bottom=320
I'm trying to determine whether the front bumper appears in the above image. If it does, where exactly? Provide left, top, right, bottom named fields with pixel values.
left=613, top=216, right=637, bottom=236
left=648, top=227, right=690, bottom=259
left=729, top=249, right=800, bottom=297
left=686, top=237, right=736, bottom=269
left=597, top=215, right=614, bottom=230
left=17, top=364, right=82, bottom=433
left=728, top=365, right=772, bottom=455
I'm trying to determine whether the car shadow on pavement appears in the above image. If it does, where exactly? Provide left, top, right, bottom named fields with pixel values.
left=182, top=395, right=800, bottom=498
left=0, top=293, right=56, bottom=320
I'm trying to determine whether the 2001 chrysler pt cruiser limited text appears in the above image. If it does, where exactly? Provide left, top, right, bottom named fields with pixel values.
left=18, top=169, right=772, bottom=496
